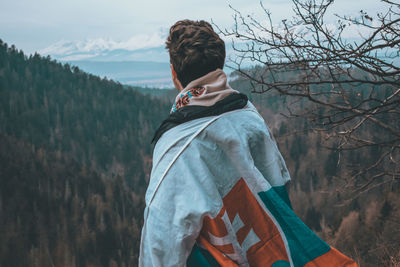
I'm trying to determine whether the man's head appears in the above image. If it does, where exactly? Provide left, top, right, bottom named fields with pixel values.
left=166, top=19, right=226, bottom=89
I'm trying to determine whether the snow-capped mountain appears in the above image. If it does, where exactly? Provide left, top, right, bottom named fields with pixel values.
left=38, top=33, right=173, bottom=87
left=39, top=32, right=169, bottom=62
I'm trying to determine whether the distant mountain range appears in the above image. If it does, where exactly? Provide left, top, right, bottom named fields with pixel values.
left=38, top=35, right=173, bottom=88
left=40, top=42, right=170, bottom=63
left=38, top=34, right=169, bottom=62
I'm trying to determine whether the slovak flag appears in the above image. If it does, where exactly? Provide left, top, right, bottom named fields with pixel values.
left=139, top=103, right=357, bottom=267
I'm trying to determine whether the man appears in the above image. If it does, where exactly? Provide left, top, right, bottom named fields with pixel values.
left=139, top=20, right=357, bottom=267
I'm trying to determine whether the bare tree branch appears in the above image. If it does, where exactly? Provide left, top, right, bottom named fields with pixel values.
left=219, top=0, right=400, bottom=195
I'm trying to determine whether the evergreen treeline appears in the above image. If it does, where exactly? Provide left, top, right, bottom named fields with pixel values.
left=0, top=40, right=172, bottom=191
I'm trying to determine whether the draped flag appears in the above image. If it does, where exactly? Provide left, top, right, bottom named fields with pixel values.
left=139, top=103, right=357, bottom=267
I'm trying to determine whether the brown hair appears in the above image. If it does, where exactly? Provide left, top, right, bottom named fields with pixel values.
left=166, top=20, right=226, bottom=88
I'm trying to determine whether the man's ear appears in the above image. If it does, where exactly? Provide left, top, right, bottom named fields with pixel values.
left=171, top=64, right=184, bottom=91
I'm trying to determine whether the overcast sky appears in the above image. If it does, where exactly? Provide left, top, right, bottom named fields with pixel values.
left=0, top=0, right=385, bottom=55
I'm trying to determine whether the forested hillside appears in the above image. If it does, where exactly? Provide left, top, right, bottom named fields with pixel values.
left=0, top=39, right=398, bottom=266
left=0, top=40, right=171, bottom=266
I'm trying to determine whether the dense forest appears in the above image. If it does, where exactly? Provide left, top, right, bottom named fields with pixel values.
left=0, top=39, right=398, bottom=266
left=0, top=40, right=172, bottom=266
